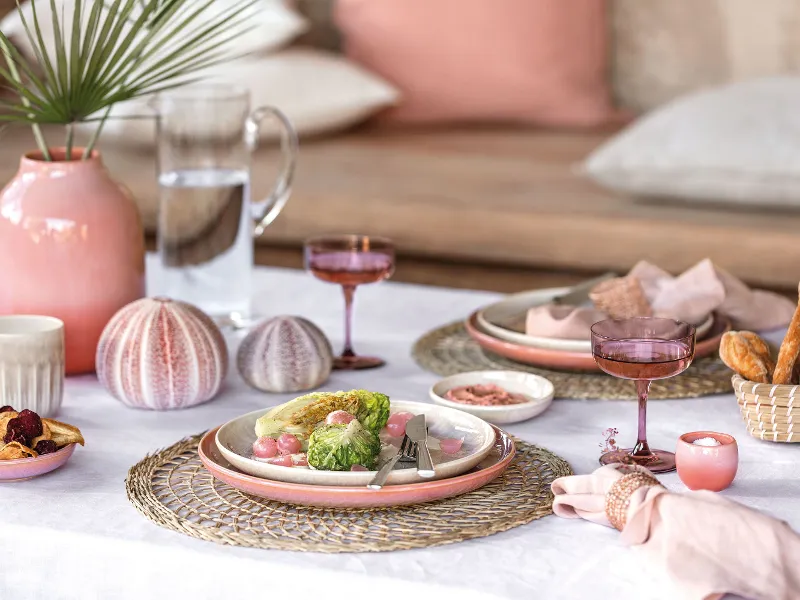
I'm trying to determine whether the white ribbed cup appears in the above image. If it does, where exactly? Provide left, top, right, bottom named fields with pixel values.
left=0, top=316, right=64, bottom=417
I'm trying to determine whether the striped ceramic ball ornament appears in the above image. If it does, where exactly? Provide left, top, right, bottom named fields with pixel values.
left=237, top=316, right=333, bottom=393
left=96, top=297, right=228, bottom=410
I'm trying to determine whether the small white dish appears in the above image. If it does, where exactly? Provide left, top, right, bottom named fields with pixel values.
left=429, top=371, right=554, bottom=425
left=478, top=287, right=713, bottom=352
left=215, top=400, right=496, bottom=487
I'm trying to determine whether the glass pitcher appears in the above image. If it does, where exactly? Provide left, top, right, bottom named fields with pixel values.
left=151, top=85, right=298, bottom=327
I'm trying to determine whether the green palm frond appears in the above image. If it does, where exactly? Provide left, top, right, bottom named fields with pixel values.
left=0, top=0, right=260, bottom=160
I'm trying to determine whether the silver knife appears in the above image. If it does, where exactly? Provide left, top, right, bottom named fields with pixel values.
left=405, top=414, right=435, bottom=478
left=552, top=272, right=617, bottom=306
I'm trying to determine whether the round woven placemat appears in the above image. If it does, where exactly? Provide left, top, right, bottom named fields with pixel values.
left=126, top=433, right=572, bottom=553
left=413, top=321, right=731, bottom=400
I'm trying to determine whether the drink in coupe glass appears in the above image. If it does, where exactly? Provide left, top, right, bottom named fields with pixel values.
left=305, top=235, right=395, bottom=369
left=591, top=318, right=696, bottom=473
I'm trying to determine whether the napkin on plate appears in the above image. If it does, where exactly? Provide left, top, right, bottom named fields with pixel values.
left=551, top=465, right=800, bottom=600
left=525, top=259, right=796, bottom=339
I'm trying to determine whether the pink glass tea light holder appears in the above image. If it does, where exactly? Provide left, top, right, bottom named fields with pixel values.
left=675, top=431, right=738, bottom=492
left=591, top=317, right=696, bottom=474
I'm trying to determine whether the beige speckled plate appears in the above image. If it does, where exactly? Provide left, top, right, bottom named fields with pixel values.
left=478, top=287, right=713, bottom=352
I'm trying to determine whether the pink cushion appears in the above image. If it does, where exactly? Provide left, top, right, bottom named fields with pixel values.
left=335, top=0, right=618, bottom=126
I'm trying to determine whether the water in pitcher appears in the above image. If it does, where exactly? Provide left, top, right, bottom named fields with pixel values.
left=157, top=168, right=253, bottom=323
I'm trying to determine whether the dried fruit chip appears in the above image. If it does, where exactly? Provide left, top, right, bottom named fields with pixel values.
left=34, top=440, right=58, bottom=455
left=16, top=409, right=43, bottom=438
left=0, top=406, right=14, bottom=413
left=3, top=419, right=30, bottom=446
left=0, top=412, right=18, bottom=441
left=31, top=421, right=51, bottom=447
left=0, top=441, right=37, bottom=460
left=42, top=418, right=85, bottom=447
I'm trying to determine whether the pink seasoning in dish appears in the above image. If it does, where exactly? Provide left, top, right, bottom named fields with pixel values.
left=444, top=384, right=528, bottom=406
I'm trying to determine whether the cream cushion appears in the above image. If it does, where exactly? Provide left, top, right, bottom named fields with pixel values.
left=94, top=49, right=400, bottom=145
left=584, top=77, right=800, bottom=206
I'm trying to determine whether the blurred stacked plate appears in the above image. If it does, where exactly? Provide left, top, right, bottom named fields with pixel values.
left=467, top=286, right=727, bottom=372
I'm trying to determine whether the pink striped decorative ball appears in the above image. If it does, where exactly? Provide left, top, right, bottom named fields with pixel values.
left=96, top=297, right=229, bottom=410
left=237, top=316, right=333, bottom=393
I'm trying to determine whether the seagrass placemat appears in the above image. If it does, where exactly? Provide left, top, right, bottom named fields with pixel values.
left=126, top=433, right=572, bottom=553
left=412, top=321, right=731, bottom=400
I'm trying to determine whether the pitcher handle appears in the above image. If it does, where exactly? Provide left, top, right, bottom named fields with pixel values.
left=245, top=106, right=299, bottom=237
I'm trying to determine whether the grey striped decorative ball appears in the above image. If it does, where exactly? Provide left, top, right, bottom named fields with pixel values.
left=236, top=316, right=333, bottom=393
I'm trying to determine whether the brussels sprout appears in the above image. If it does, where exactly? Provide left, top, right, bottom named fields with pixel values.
left=349, top=390, right=390, bottom=434
left=307, top=420, right=382, bottom=471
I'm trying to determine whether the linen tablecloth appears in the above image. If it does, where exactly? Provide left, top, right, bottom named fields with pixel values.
left=1, top=264, right=798, bottom=600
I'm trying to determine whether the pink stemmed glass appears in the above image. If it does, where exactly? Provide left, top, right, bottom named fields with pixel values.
left=591, top=318, right=696, bottom=473
left=304, top=235, right=395, bottom=370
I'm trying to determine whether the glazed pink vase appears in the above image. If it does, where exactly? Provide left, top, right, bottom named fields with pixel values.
left=0, top=148, right=145, bottom=374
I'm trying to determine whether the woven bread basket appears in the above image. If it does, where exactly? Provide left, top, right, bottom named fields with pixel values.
left=732, top=375, right=799, bottom=443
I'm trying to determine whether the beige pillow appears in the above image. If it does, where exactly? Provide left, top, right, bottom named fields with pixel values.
left=612, top=0, right=800, bottom=111
left=584, top=77, right=800, bottom=206
left=93, top=49, right=400, bottom=146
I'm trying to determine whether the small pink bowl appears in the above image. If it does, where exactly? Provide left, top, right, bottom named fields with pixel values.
left=675, top=431, right=738, bottom=492
left=0, top=444, right=76, bottom=482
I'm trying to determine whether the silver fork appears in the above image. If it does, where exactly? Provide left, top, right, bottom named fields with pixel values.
left=367, top=435, right=415, bottom=490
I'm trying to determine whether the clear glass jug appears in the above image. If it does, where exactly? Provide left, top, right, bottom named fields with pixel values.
left=152, top=85, right=297, bottom=326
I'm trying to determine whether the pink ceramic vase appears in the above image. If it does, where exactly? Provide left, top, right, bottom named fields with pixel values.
left=0, top=148, right=145, bottom=374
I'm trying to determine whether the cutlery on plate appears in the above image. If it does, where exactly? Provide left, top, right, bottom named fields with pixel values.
left=405, top=414, right=436, bottom=478
left=367, top=435, right=415, bottom=490
left=551, top=272, right=617, bottom=306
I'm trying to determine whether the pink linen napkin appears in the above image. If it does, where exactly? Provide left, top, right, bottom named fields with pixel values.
left=524, top=305, right=606, bottom=340
left=551, top=466, right=800, bottom=600
left=630, top=259, right=796, bottom=331
left=525, top=259, right=795, bottom=339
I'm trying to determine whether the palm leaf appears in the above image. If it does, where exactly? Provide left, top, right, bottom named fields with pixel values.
left=0, top=0, right=258, bottom=159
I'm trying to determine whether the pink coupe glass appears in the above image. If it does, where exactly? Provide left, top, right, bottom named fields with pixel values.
left=591, top=317, right=696, bottom=473
left=305, top=235, right=395, bottom=370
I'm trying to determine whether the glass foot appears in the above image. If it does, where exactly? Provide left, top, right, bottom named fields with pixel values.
left=334, top=355, right=385, bottom=370
left=600, top=448, right=676, bottom=474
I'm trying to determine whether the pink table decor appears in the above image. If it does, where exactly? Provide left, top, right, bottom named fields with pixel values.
left=96, top=297, right=228, bottom=410
left=236, top=315, right=333, bottom=393
left=465, top=311, right=729, bottom=372
left=0, top=149, right=145, bottom=375
left=676, top=431, right=738, bottom=492
left=0, top=443, right=76, bottom=482
left=591, top=317, right=696, bottom=473
left=552, top=464, right=800, bottom=600
left=305, top=235, right=395, bottom=370
left=199, top=425, right=515, bottom=508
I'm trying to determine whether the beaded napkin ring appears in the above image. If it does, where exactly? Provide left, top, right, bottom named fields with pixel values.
left=605, top=471, right=664, bottom=531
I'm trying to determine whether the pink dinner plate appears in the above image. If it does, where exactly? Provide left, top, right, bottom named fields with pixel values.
left=198, top=426, right=515, bottom=508
left=465, top=311, right=731, bottom=372
left=0, top=443, right=77, bottom=482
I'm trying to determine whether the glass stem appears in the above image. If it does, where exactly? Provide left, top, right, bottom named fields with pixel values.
left=632, top=379, right=652, bottom=457
left=341, top=285, right=356, bottom=358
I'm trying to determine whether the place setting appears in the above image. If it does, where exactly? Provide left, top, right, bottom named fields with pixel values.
left=127, top=388, right=572, bottom=553
left=414, top=258, right=794, bottom=400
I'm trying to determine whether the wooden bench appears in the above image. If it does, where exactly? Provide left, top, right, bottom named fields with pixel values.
left=3, top=125, right=799, bottom=291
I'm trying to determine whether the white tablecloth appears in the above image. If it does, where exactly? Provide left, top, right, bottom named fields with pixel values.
left=2, top=265, right=798, bottom=600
